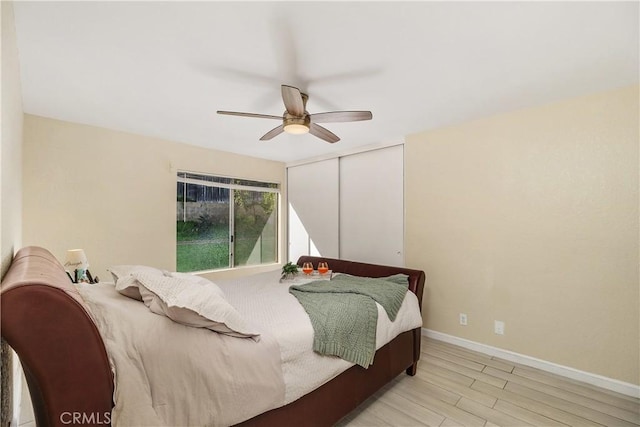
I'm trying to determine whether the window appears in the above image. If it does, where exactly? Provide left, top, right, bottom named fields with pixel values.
left=177, top=172, right=279, bottom=272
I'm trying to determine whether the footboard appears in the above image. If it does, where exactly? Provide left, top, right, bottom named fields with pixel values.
left=296, top=256, right=425, bottom=310
left=0, top=247, right=113, bottom=426
left=297, top=255, right=425, bottom=373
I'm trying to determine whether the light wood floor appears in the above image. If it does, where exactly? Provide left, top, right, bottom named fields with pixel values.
left=337, top=337, right=640, bottom=427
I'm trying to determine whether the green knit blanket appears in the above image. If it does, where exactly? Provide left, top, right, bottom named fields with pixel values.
left=289, top=274, right=409, bottom=368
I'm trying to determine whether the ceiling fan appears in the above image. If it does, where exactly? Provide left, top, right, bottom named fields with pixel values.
left=217, top=85, right=372, bottom=144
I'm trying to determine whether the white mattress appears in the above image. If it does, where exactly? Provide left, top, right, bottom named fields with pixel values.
left=216, top=270, right=423, bottom=404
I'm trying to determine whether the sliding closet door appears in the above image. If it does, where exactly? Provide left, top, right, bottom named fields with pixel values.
left=339, top=145, right=404, bottom=266
left=287, top=159, right=339, bottom=262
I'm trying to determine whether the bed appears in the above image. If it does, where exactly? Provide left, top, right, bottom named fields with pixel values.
left=0, top=246, right=425, bottom=426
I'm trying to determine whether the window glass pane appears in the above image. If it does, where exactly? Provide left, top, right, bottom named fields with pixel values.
left=177, top=171, right=279, bottom=272
left=233, top=190, right=278, bottom=266
left=176, top=182, right=230, bottom=272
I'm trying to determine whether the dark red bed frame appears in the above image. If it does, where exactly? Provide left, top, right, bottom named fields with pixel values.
left=1, top=247, right=425, bottom=427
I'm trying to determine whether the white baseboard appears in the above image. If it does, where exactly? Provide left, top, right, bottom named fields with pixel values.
left=422, top=328, right=640, bottom=399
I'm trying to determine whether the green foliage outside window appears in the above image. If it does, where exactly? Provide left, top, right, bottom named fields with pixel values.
left=176, top=173, right=278, bottom=272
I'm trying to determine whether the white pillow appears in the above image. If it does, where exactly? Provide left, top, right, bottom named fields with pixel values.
left=133, top=272, right=260, bottom=340
left=170, top=271, right=215, bottom=286
left=108, top=265, right=169, bottom=301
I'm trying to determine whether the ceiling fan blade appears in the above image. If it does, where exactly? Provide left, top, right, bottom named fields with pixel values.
left=217, top=111, right=282, bottom=120
left=260, top=125, right=285, bottom=141
left=309, top=123, right=340, bottom=144
left=281, top=85, right=305, bottom=116
left=309, top=111, right=372, bottom=123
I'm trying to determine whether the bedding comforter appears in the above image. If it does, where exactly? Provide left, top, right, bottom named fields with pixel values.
left=77, top=269, right=423, bottom=426
left=79, top=282, right=285, bottom=427
left=216, top=270, right=422, bottom=404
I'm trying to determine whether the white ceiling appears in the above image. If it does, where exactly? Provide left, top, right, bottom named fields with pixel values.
left=12, top=1, right=639, bottom=163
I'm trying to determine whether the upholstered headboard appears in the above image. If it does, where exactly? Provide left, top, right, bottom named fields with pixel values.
left=0, top=246, right=113, bottom=426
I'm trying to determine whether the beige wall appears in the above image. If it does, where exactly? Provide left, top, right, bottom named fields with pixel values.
left=1, top=0, right=23, bottom=277
left=406, top=85, right=639, bottom=385
left=1, top=2, right=24, bottom=425
left=23, top=115, right=286, bottom=282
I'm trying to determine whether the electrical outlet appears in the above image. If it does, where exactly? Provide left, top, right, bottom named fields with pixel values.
left=494, top=320, right=505, bottom=335
left=459, top=313, right=468, bottom=326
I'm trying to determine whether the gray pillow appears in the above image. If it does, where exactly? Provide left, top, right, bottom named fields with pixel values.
left=108, top=265, right=169, bottom=301
left=134, top=272, right=260, bottom=340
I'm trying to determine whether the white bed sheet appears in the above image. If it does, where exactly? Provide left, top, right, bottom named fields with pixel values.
left=216, top=270, right=423, bottom=404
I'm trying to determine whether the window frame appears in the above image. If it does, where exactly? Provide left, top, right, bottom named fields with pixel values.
left=177, top=171, right=280, bottom=272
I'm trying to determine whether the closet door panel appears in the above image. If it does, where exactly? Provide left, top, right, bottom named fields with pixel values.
left=287, top=159, right=339, bottom=262
left=339, top=145, right=404, bottom=266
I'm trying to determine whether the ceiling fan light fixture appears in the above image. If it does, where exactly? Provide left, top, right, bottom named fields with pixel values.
left=284, top=123, right=309, bottom=135
left=283, top=115, right=310, bottom=135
